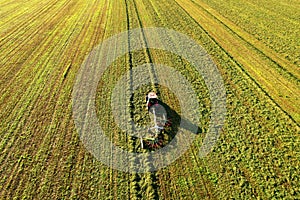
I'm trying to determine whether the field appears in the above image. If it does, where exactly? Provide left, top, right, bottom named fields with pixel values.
left=0, top=0, right=299, bottom=199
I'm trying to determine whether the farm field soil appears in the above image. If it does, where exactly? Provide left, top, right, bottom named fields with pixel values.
left=0, top=0, right=299, bottom=199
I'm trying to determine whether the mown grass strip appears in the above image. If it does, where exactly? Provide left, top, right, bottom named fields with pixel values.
left=175, top=0, right=300, bottom=124
left=192, top=0, right=300, bottom=81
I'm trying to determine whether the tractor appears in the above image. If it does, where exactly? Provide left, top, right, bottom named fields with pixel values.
left=139, top=92, right=171, bottom=149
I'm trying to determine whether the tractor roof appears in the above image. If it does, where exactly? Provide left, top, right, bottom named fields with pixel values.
left=148, top=92, right=157, bottom=99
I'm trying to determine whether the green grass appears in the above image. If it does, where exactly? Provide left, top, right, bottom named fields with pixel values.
left=0, top=0, right=299, bottom=199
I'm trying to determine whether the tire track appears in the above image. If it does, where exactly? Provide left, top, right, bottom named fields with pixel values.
left=125, top=0, right=162, bottom=199
left=124, top=1, right=143, bottom=199
left=136, top=0, right=213, bottom=198
left=125, top=0, right=211, bottom=198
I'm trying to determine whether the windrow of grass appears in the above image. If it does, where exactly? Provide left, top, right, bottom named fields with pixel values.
left=175, top=0, right=300, bottom=124
left=200, top=0, right=300, bottom=66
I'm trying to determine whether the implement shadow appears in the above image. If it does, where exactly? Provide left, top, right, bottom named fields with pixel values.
left=158, top=100, right=202, bottom=136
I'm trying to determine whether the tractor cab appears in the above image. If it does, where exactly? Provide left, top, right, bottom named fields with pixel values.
left=146, top=92, right=158, bottom=110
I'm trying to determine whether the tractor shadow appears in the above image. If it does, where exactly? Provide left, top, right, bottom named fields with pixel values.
left=158, top=100, right=202, bottom=137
